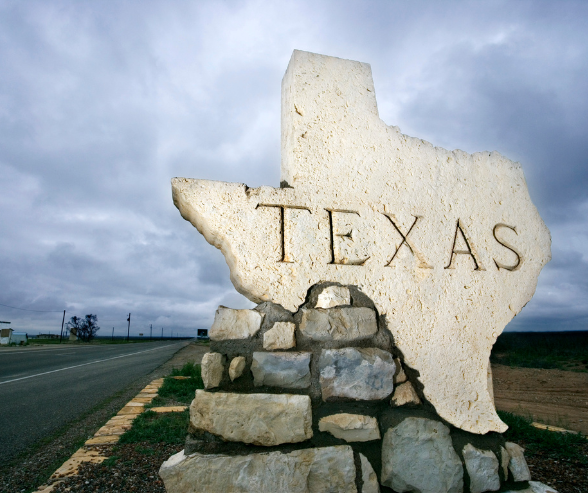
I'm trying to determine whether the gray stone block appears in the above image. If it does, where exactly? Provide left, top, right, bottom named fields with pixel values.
left=300, top=307, right=377, bottom=341
left=251, top=351, right=311, bottom=389
left=319, top=347, right=395, bottom=400
left=462, top=443, right=500, bottom=493
left=381, top=417, right=463, bottom=493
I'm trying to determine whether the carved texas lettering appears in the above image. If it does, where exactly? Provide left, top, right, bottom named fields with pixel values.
left=256, top=205, right=522, bottom=271
left=256, top=204, right=311, bottom=263
left=382, top=214, right=432, bottom=269
left=493, top=223, right=523, bottom=271
left=326, top=209, right=370, bottom=266
left=445, top=219, right=484, bottom=270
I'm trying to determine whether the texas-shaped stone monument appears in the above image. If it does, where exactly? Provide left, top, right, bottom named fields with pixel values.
left=172, top=50, right=550, bottom=435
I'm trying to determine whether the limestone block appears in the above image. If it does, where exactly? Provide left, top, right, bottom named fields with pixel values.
left=381, top=417, right=463, bottom=493
left=359, top=454, right=380, bottom=493
left=394, top=358, right=408, bottom=384
left=201, top=352, right=224, bottom=389
left=263, top=321, right=296, bottom=350
left=319, top=347, right=395, bottom=400
left=171, top=50, right=551, bottom=434
left=391, top=381, right=421, bottom=407
left=189, top=390, right=312, bottom=446
left=462, top=444, right=500, bottom=493
left=500, top=446, right=509, bottom=479
left=529, top=482, right=558, bottom=493
left=210, top=306, right=263, bottom=341
left=251, top=351, right=311, bottom=389
left=505, top=442, right=531, bottom=481
left=300, top=307, right=377, bottom=342
left=159, top=445, right=357, bottom=493
left=316, top=285, right=350, bottom=308
left=318, top=413, right=380, bottom=442
left=229, top=356, right=246, bottom=381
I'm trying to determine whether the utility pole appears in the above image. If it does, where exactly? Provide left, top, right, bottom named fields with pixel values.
left=161, top=327, right=163, bottom=339
left=150, top=324, right=152, bottom=341
left=59, top=310, right=66, bottom=343
left=112, top=327, right=114, bottom=341
left=127, top=313, right=131, bottom=342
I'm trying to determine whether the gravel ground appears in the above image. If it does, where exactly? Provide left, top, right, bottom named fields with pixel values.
left=51, top=443, right=182, bottom=493
left=525, top=442, right=588, bottom=493
left=0, top=342, right=207, bottom=493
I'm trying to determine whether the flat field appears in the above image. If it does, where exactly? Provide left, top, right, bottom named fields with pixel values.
left=491, top=331, right=588, bottom=434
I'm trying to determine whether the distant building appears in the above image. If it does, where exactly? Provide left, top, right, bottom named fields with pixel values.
left=0, top=327, right=13, bottom=345
left=0, top=328, right=28, bottom=345
left=37, top=333, right=60, bottom=339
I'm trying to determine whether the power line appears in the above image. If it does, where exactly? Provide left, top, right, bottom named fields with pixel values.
left=0, top=302, right=64, bottom=313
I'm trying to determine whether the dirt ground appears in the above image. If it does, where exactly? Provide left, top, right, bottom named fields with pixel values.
left=492, top=364, right=588, bottom=435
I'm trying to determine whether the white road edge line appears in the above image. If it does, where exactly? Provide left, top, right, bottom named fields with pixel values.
left=0, top=343, right=182, bottom=385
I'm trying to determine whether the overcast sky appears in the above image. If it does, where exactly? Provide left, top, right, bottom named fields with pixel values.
left=1, top=0, right=587, bottom=337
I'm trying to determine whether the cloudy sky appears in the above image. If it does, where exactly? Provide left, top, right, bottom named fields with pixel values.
left=1, top=0, right=587, bottom=337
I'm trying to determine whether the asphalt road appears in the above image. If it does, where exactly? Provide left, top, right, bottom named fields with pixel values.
left=0, top=341, right=187, bottom=461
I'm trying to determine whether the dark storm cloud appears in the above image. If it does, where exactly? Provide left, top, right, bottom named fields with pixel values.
left=1, top=0, right=587, bottom=335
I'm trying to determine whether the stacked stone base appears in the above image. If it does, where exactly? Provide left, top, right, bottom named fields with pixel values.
left=160, top=284, right=551, bottom=493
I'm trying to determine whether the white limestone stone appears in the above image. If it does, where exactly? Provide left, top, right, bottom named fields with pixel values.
left=529, top=482, right=558, bottom=493
left=318, top=413, right=380, bottom=442
left=319, top=347, right=395, bottom=400
left=391, top=381, right=421, bottom=407
left=462, top=444, right=500, bottom=493
left=228, top=356, right=246, bottom=381
left=189, top=390, right=312, bottom=446
left=263, top=321, right=296, bottom=350
left=502, top=484, right=558, bottom=493
left=394, top=358, right=408, bottom=384
left=505, top=442, right=531, bottom=481
left=300, top=307, right=377, bottom=341
left=251, top=351, right=311, bottom=388
left=500, top=446, right=510, bottom=479
left=172, top=50, right=551, bottom=434
left=381, top=417, right=463, bottom=493
left=359, top=454, right=380, bottom=493
left=201, top=352, right=224, bottom=389
left=316, top=285, right=351, bottom=308
left=160, top=445, right=357, bottom=493
left=209, top=306, right=263, bottom=341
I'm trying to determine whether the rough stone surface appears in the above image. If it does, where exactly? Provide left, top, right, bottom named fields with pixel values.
left=319, top=347, right=395, bottom=400
left=251, top=351, right=311, bottom=389
left=500, top=446, right=509, bottom=479
left=505, top=442, right=531, bottom=481
left=263, top=321, right=296, bottom=350
left=391, top=381, right=421, bottom=407
left=229, top=356, right=246, bottom=381
left=300, top=307, right=377, bottom=342
left=359, top=453, right=380, bottom=493
left=318, top=413, right=380, bottom=442
left=189, top=390, right=313, bottom=446
left=529, top=482, right=559, bottom=493
left=171, top=49, right=551, bottom=434
left=381, top=417, right=463, bottom=493
left=210, top=306, right=264, bottom=341
left=394, top=358, right=407, bottom=384
left=160, top=445, right=357, bottom=493
left=462, top=444, right=500, bottom=493
left=316, top=285, right=351, bottom=308
left=201, top=352, right=224, bottom=389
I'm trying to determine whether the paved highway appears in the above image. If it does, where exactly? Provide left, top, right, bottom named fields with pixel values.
left=0, top=341, right=187, bottom=461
